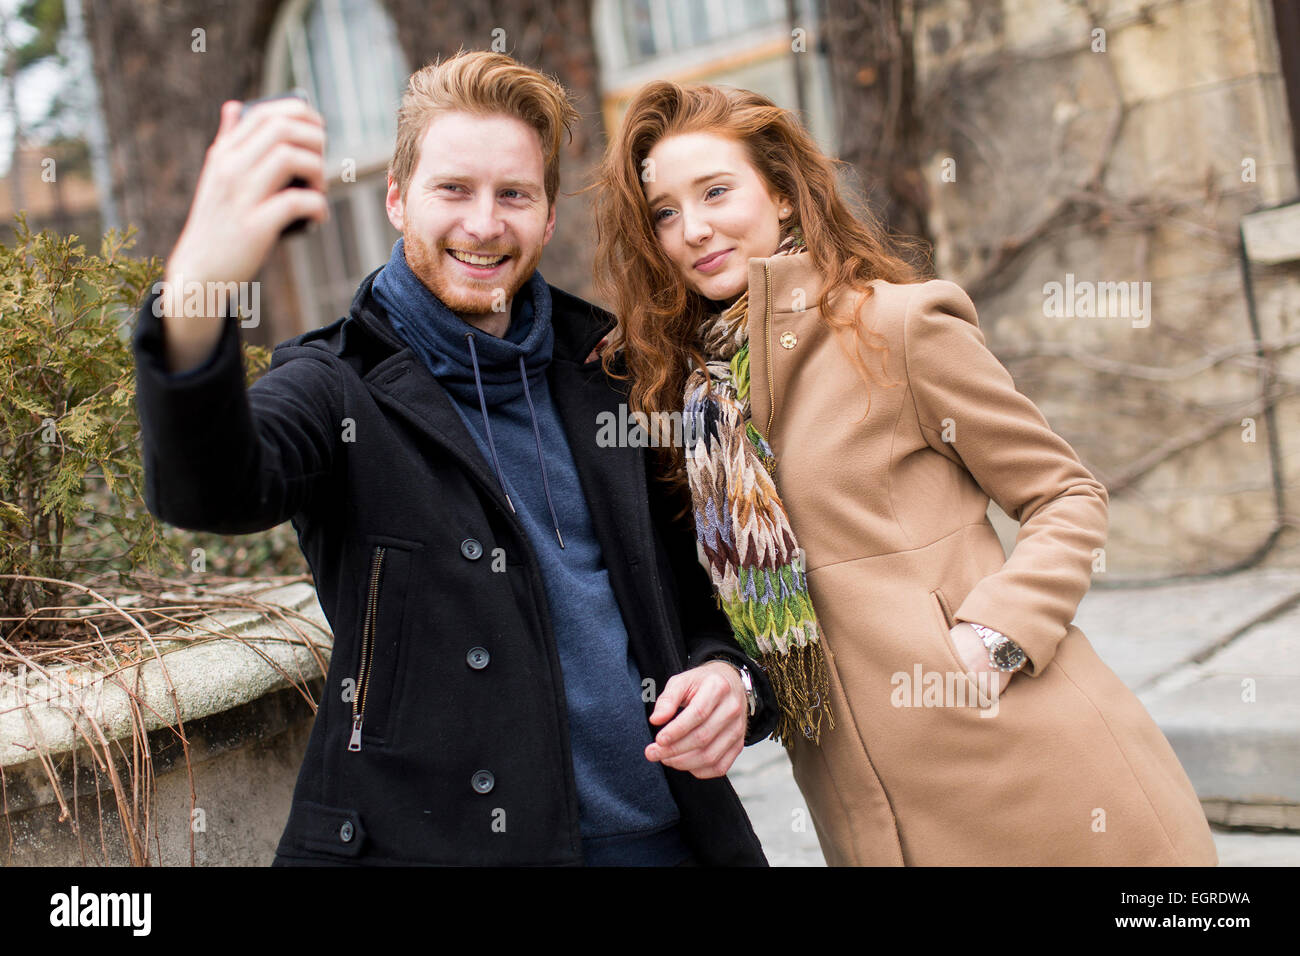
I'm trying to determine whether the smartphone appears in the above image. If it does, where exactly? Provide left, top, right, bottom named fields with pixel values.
left=240, top=90, right=317, bottom=238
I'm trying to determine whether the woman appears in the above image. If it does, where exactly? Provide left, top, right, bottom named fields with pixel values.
left=591, top=81, right=1218, bottom=866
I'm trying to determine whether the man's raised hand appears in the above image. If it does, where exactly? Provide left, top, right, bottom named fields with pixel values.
left=168, top=98, right=327, bottom=288
left=159, top=98, right=328, bottom=371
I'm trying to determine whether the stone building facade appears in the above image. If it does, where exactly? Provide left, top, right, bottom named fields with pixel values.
left=911, top=0, right=1300, bottom=578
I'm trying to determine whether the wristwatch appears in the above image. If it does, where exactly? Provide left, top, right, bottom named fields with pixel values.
left=969, top=624, right=1027, bottom=673
left=707, top=656, right=758, bottom=717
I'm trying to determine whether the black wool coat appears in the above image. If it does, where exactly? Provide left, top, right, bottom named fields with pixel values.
left=131, top=268, right=778, bottom=865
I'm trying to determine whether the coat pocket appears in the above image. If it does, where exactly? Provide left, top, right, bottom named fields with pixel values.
left=348, top=536, right=418, bottom=751
left=928, top=588, right=986, bottom=704
left=276, top=800, right=368, bottom=861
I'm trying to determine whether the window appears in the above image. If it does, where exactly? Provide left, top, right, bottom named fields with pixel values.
left=612, top=0, right=787, bottom=66
left=264, top=0, right=408, bottom=330
left=594, top=0, right=837, bottom=157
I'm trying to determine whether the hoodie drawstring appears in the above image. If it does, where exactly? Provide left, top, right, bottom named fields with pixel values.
left=519, top=354, right=565, bottom=549
left=465, top=331, right=515, bottom=515
left=463, top=331, right=565, bottom=549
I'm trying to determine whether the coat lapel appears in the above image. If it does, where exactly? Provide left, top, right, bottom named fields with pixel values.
left=347, top=289, right=530, bottom=521
left=365, top=355, right=517, bottom=509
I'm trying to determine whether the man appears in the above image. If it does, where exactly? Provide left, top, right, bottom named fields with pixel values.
left=132, top=50, right=777, bottom=866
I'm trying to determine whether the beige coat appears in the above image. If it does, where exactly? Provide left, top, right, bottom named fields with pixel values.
left=744, top=251, right=1217, bottom=866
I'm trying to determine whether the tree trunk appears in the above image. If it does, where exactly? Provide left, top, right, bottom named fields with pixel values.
left=821, top=0, right=934, bottom=268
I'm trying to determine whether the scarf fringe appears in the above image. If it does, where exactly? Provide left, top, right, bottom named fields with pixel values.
left=758, top=638, right=834, bottom=747
left=710, top=589, right=834, bottom=746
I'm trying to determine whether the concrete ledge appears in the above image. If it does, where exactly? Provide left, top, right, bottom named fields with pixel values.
left=1, top=682, right=320, bottom=865
left=1202, top=800, right=1300, bottom=831
left=0, top=581, right=334, bottom=865
left=0, top=581, right=331, bottom=770
left=1147, top=675, right=1300, bottom=806
left=1137, top=597, right=1300, bottom=813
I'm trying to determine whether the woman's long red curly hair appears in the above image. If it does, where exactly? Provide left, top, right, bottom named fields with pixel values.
left=592, top=81, right=931, bottom=506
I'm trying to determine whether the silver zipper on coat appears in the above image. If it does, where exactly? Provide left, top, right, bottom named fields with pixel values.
left=349, top=545, right=386, bottom=751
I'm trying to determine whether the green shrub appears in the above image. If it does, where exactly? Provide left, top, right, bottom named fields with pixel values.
left=0, top=215, right=306, bottom=638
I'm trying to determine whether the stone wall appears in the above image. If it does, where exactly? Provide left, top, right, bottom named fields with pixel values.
left=914, top=0, right=1300, bottom=577
left=0, top=582, right=329, bottom=866
left=2, top=685, right=315, bottom=866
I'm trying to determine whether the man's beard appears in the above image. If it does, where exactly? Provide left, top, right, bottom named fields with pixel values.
left=402, top=227, right=542, bottom=319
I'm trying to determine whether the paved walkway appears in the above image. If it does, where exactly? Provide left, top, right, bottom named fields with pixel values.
left=728, top=567, right=1300, bottom=866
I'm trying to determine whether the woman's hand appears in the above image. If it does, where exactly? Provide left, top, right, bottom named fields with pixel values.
left=949, top=623, right=1013, bottom=697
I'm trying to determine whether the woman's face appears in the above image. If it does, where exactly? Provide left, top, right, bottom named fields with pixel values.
left=643, top=132, right=789, bottom=304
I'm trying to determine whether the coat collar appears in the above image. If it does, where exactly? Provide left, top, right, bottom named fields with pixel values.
left=743, top=249, right=824, bottom=442
left=338, top=265, right=614, bottom=367
left=744, top=248, right=824, bottom=323
left=307, top=270, right=662, bottom=646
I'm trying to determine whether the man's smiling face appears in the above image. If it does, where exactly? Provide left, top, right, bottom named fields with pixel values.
left=386, top=111, right=556, bottom=320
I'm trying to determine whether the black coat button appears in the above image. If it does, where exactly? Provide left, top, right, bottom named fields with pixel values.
left=467, top=646, right=490, bottom=669
left=471, top=770, right=495, bottom=794
left=339, top=820, right=354, bottom=842
left=460, top=538, right=483, bottom=560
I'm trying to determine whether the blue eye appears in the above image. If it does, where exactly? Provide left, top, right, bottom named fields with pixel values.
left=653, top=207, right=674, bottom=222
left=705, top=185, right=727, bottom=199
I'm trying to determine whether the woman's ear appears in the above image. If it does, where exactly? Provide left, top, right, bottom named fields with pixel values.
left=777, top=196, right=794, bottom=220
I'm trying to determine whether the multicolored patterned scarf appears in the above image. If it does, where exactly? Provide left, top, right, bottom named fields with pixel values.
left=682, top=233, right=832, bottom=746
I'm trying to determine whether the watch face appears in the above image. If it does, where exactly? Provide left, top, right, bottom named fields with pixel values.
left=992, top=640, right=1026, bottom=671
